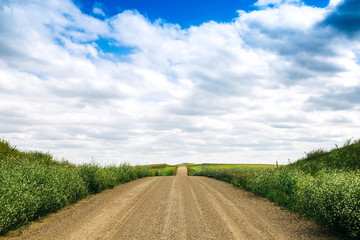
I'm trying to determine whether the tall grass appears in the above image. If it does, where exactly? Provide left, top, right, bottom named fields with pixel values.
left=246, top=168, right=360, bottom=238
left=0, top=159, right=87, bottom=234
left=77, top=163, right=137, bottom=194
left=0, top=140, right=151, bottom=235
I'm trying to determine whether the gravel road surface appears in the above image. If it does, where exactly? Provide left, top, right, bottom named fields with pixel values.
left=2, top=166, right=340, bottom=240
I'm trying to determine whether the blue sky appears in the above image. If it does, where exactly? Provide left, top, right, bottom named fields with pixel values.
left=76, top=0, right=330, bottom=27
left=0, top=0, right=359, bottom=165
left=80, top=0, right=331, bottom=57
left=77, top=0, right=257, bottom=27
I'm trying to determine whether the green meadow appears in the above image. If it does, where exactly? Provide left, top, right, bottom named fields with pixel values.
left=187, top=163, right=276, bottom=175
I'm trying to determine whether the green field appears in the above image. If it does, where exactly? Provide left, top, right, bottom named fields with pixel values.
left=138, top=163, right=178, bottom=176
left=187, top=163, right=276, bottom=176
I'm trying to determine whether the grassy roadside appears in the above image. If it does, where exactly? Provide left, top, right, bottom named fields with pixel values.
left=187, top=140, right=360, bottom=238
left=0, top=139, right=151, bottom=235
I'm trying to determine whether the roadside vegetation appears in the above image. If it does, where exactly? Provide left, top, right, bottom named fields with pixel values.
left=188, top=139, right=360, bottom=238
left=0, top=139, right=151, bottom=235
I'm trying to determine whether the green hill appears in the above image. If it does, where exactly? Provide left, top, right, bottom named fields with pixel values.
left=287, top=139, right=360, bottom=173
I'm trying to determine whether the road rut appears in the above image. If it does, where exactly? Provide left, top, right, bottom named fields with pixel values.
left=2, top=166, right=340, bottom=240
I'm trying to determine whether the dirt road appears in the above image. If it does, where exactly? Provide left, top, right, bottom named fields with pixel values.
left=3, top=166, right=340, bottom=240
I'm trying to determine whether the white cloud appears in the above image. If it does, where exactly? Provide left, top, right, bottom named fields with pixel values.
left=254, top=0, right=301, bottom=7
left=93, top=7, right=105, bottom=17
left=1, top=0, right=360, bottom=165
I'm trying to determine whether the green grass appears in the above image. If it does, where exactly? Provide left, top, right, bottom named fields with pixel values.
left=0, top=139, right=152, bottom=235
left=286, top=139, right=360, bottom=173
left=189, top=140, right=360, bottom=238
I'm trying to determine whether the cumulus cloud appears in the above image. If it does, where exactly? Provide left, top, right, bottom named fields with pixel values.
left=0, top=0, right=360, bottom=165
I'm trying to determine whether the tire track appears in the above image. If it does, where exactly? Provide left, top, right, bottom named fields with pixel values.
left=186, top=178, right=213, bottom=236
left=200, top=178, right=281, bottom=239
left=101, top=177, right=164, bottom=239
left=192, top=178, right=247, bottom=239
left=67, top=177, right=161, bottom=240
left=194, top=177, right=278, bottom=239
left=185, top=176, right=231, bottom=239
left=161, top=176, right=187, bottom=239
left=110, top=177, right=176, bottom=240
